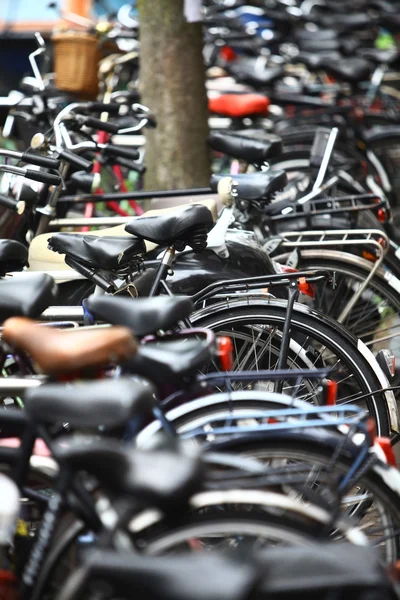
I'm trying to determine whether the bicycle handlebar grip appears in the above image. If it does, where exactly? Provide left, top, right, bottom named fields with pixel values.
left=113, top=156, right=146, bottom=174
left=82, top=117, right=120, bottom=134
left=0, top=194, right=25, bottom=215
left=102, top=144, right=140, bottom=160
left=58, top=149, right=93, bottom=173
left=127, top=90, right=141, bottom=102
left=145, top=113, right=157, bottom=128
left=86, top=102, right=121, bottom=114
left=24, top=170, right=61, bottom=186
left=21, top=152, right=60, bottom=170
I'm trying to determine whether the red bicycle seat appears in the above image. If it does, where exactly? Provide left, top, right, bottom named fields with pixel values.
left=209, top=93, right=270, bottom=118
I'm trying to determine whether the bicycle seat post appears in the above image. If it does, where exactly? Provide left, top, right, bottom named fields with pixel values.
left=149, top=247, right=176, bottom=297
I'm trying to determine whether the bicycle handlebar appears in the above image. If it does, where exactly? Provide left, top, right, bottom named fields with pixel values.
left=58, top=149, right=93, bottom=172
left=53, top=100, right=153, bottom=148
left=0, top=164, right=61, bottom=186
left=78, top=116, right=120, bottom=134
left=101, top=144, right=140, bottom=161
left=111, top=155, right=146, bottom=174
left=0, top=148, right=60, bottom=169
left=84, top=102, right=122, bottom=114
left=0, top=194, right=25, bottom=214
left=21, top=152, right=60, bottom=170
left=25, top=170, right=61, bottom=185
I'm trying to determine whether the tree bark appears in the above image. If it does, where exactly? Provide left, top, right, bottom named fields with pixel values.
left=137, top=0, right=211, bottom=190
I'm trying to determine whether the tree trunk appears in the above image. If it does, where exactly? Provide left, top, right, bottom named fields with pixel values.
left=137, top=0, right=211, bottom=190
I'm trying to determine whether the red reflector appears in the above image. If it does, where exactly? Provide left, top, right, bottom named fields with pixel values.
left=362, top=250, right=377, bottom=263
left=377, top=208, right=387, bottom=223
left=220, top=46, right=237, bottom=62
left=0, top=570, right=16, bottom=582
left=325, top=379, right=337, bottom=406
left=378, top=236, right=387, bottom=248
left=376, top=436, right=397, bottom=467
left=367, top=418, right=376, bottom=443
left=218, top=336, right=233, bottom=371
left=388, top=560, right=400, bottom=581
left=298, top=277, right=315, bottom=298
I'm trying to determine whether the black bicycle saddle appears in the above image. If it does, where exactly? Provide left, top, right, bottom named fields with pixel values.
left=211, top=171, right=288, bottom=203
left=0, top=273, right=56, bottom=322
left=55, top=436, right=204, bottom=513
left=126, top=337, right=212, bottom=385
left=85, top=295, right=194, bottom=336
left=48, top=234, right=146, bottom=270
left=0, top=239, right=29, bottom=275
left=24, top=378, right=155, bottom=429
left=125, top=205, right=214, bottom=252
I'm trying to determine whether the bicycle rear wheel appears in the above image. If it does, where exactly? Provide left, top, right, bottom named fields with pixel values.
left=274, top=251, right=400, bottom=358
left=202, top=435, right=400, bottom=564
left=190, top=299, right=391, bottom=435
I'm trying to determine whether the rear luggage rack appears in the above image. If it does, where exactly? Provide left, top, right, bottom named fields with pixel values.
left=268, top=193, right=386, bottom=222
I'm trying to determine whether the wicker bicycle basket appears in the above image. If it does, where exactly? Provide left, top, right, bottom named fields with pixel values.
left=52, top=31, right=100, bottom=98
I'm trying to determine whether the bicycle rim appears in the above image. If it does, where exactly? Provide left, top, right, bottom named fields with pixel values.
left=190, top=301, right=390, bottom=435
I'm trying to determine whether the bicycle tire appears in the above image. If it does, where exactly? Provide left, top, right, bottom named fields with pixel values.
left=189, top=299, right=391, bottom=435
left=208, top=434, right=400, bottom=563
left=273, top=250, right=400, bottom=351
